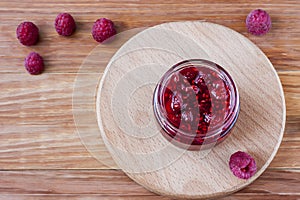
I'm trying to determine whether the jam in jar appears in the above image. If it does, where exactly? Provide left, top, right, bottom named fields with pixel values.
left=153, top=59, right=239, bottom=150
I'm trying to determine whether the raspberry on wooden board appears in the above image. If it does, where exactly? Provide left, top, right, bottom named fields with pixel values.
left=229, top=151, right=257, bottom=179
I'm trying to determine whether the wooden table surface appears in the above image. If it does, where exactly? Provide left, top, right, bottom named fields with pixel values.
left=0, top=0, right=299, bottom=199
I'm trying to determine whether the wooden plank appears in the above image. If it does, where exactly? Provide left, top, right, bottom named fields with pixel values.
left=0, top=170, right=152, bottom=195
left=0, top=74, right=107, bottom=169
left=0, top=195, right=170, bottom=200
left=0, top=43, right=299, bottom=73
left=280, top=72, right=300, bottom=117
left=223, top=195, right=300, bottom=200
left=0, top=195, right=299, bottom=200
left=0, top=123, right=298, bottom=170
left=0, top=1, right=299, bottom=74
left=0, top=72, right=299, bottom=123
left=0, top=136, right=298, bottom=170
left=0, top=73, right=299, bottom=169
left=0, top=170, right=298, bottom=198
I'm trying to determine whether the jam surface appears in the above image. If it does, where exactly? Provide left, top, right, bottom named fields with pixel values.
left=154, top=61, right=238, bottom=147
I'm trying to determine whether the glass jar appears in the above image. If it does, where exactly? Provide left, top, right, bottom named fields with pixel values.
left=153, top=59, right=240, bottom=150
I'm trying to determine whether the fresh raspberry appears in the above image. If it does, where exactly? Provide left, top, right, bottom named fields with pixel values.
left=92, top=18, right=117, bottom=43
left=246, top=9, right=271, bottom=36
left=24, top=52, right=44, bottom=75
left=16, top=22, right=39, bottom=46
left=55, top=13, right=76, bottom=36
left=229, top=151, right=257, bottom=179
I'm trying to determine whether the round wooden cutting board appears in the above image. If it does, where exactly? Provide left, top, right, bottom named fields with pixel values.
left=96, top=21, right=286, bottom=199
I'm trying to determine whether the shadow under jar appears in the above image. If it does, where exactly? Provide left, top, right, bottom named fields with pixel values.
left=153, top=59, right=240, bottom=150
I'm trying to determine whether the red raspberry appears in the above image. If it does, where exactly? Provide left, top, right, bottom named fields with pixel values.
left=24, top=52, right=44, bottom=75
left=55, top=13, right=76, bottom=36
left=16, top=22, right=39, bottom=46
left=229, top=151, right=257, bottom=179
left=92, top=18, right=117, bottom=43
left=246, top=9, right=271, bottom=36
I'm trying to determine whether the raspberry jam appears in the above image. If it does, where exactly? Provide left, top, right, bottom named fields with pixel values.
left=153, top=59, right=239, bottom=150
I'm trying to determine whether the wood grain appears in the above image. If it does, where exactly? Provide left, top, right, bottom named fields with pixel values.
left=0, top=0, right=299, bottom=199
left=0, top=73, right=298, bottom=170
left=97, top=21, right=286, bottom=198
left=0, top=170, right=298, bottom=199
